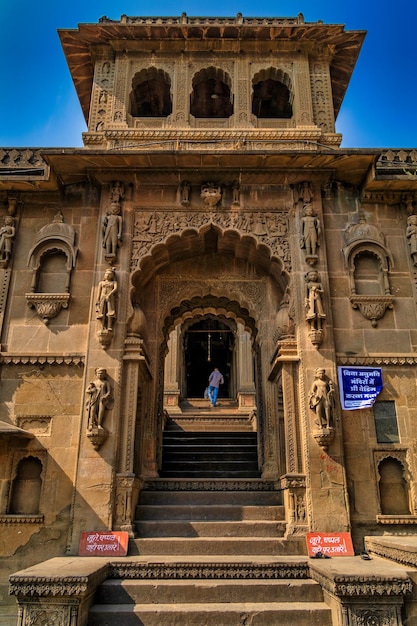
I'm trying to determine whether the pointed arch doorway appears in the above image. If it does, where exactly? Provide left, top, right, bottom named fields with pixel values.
left=184, top=316, right=234, bottom=400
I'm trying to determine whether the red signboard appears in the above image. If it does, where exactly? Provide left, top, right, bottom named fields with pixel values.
left=306, top=532, right=354, bottom=557
left=79, top=531, right=129, bottom=556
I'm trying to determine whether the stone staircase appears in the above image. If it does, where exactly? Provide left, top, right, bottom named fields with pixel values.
left=160, top=431, right=261, bottom=478
left=88, top=412, right=332, bottom=625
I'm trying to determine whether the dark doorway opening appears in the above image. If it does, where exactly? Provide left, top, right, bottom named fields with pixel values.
left=184, top=317, right=234, bottom=398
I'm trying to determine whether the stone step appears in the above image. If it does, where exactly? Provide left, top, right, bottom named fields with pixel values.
left=140, top=486, right=280, bottom=501
left=135, top=520, right=287, bottom=537
left=95, top=578, right=325, bottom=605
left=163, top=431, right=257, bottom=440
left=166, top=418, right=254, bottom=432
left=164, top=446, right=258, bottom=456
left=88, top=601, right=332, bottom=626
left=136, top=504, right=284, bottom=520
left=128, top=537, right=306, bottom=556
left=159, top=469, right=262, bottom=478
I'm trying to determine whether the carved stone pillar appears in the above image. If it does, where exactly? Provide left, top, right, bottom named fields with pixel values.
left=113, top=336, right=150, bottom=533
left=293, top=55, right=314, bottom=127
left=236, top=323, right=256, bottom=410
left=163, top=327, right=181, bottom=413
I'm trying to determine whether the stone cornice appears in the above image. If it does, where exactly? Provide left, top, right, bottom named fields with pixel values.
left=0, top=354, right=85, bottom=366
left=0, top=515, right=43, bottom=524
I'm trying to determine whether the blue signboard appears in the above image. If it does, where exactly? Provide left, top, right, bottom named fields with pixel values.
left=337, top=366, right=383, bottom=410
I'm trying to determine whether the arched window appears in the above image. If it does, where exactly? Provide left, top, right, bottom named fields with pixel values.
left=130, top=68, right=172, bottom=117
left=9, top=456, right=43, bottom=515
left=378, top=457, right=410, bottom=515
left=252, top=68, right=293, bottom=119
left=190, top=67, right=233, bottom=118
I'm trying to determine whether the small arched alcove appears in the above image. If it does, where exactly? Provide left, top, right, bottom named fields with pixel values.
left=26, top=213, right=77, bottom=324
left=8, top=456, right=43, bottom=515
left=378, top=456, right=411, bottom=516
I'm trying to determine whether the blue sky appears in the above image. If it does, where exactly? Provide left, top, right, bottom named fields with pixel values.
left=0, top=0, right=415, bottom=148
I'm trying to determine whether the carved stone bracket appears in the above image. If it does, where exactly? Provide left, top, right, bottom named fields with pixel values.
left=86, top=425, right=108, bottom=450
left=97, top=328, right=113, bottom=349
left=312, top=427, right=335, bottom=451
left=308, top=328, right=324, bottom=348
left=350, top=294, right=394, bottom=327
left=25, top=293, right=70, bottom=324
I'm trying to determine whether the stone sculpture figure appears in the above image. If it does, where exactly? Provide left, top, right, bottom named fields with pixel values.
left=406, top=215, right=417, bottom=266
left=86, top=368, right=112, bottom=431
left=0, top=216, right=15, bottom=266
left=308, top=368, right=335, bottom=429
left=300, top=204, right=320, bottom=257
left=305, top=270, right=326, bottom=330
left=96, top=268, right=117, bottom=331
left=181, top=181, right=191, bottom=205
left=102, top=202, right=122, bottom=261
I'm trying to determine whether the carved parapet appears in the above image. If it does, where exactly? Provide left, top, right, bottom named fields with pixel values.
left=310, top=557, right=412, bottom=626
left=25, top=293, right=70, bottom=324
left=350, top=294, right=394, bottom=327
left=9, top=557, right=109, bottom=626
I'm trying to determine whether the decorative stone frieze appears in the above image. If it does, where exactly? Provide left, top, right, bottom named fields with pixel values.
left=110, top=560, right=309, bottom=580
left=0, top=354, right=84, bottom=366
left=132, top=209, right=291, bottom=272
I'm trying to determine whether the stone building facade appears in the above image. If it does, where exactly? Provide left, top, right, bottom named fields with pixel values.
left=1, top=12, right=417, bottom=626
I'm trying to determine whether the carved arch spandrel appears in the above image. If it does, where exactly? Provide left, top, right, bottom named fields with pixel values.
left=131, top=215, right=291, bottom=282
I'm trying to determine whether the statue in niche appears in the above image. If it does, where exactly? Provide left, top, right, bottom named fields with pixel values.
left=181, top=181, right=190, bottom=205
left=300, top=204, right=320, bottom=261
left=0, top=215, right=15, bottom=267
left=110, top=181, right=124, bottom=204
left=86, top=368, right=113, bottom=431
left=296, top=495, right=306, bottom=522
left=406, top=215, right=417, bottom=266
left=305, top=270, right=326, bottom=330
left=299, top=181, right=313, bottom=204
left=232, top=180, right=240, bottom=206
left=102, top=202, right=123, bottom=261
left=96, top=268, right=117, bottom=331
left=308, top=368, right=335, bottom=430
